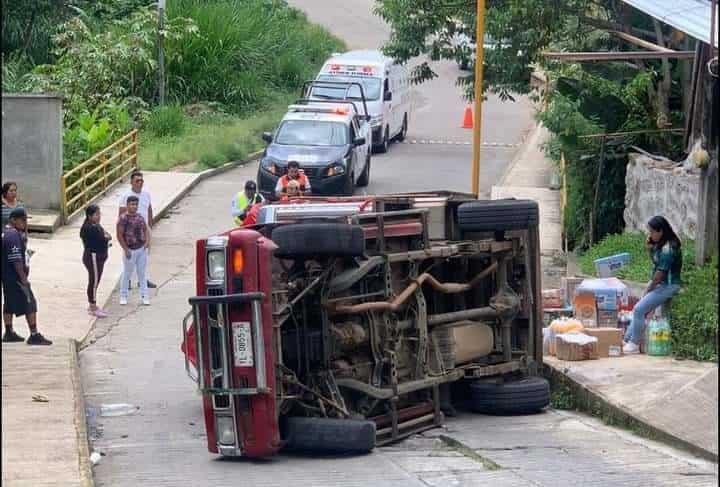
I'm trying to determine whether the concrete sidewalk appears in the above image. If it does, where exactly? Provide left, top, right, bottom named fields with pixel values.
left=1, top=168, right=241, bottom=487
left=545, top=355, right=718, bottom=461
left=491, top=122, right=718, bottom=462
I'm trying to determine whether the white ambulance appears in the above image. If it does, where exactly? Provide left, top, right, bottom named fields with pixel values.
left=311, top=50, right=411, bottom=153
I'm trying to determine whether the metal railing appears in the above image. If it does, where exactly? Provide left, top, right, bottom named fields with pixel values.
left=60, top=129, right=138, bottom=223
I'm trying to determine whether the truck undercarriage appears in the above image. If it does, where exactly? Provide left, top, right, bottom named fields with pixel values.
left=183, top=192, right=547, bottom=456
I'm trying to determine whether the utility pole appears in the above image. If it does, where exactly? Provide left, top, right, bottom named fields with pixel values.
left=471, top=0, right=486, bottom=197
left=158, top=0, right=166, bottom=106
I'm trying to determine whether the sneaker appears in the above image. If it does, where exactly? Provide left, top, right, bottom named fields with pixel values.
left=2, top=330, right=25, bottom=343
left=27, top=333, right=53, bottom=346
left=623, top=342, right=640, bottom=355
left=146, top=280, right=158, bottom=289
left=91, top=309, right=109, bottom=318
left=119, top=296, right=128, bottom=306
left=142, top=298, right=151, bottom=306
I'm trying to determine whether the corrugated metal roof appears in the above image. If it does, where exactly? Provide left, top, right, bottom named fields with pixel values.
left=621, top=0, right=718, bottom=47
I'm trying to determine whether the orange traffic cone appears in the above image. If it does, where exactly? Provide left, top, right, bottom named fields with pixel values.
left=461, top=105, right=473, bottom=129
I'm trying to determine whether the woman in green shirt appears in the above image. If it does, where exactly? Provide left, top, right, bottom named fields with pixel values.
left=623, top=216, right=682, bottom=354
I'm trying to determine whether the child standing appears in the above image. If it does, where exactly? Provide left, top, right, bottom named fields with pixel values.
left=80, top=204, right=112, bottom=317
left=116, top=195, right=150, bottom=306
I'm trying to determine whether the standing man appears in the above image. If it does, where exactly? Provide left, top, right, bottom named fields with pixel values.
left=1, top=208, right=52, bottom=345
left=275, top=161, right=311, bottom=199
left=119, top=170, right=156, bottom=289
left=232, top=180, right=264, bottom=226
left=116, top=196, right=150, bottom=306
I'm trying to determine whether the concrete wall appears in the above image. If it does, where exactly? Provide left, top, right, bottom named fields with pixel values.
left=1, top=94, right=63, bottom=211
left=624, top=153, right=700, bottom=240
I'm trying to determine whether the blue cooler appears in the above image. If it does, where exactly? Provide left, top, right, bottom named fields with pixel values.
left=594, top=253, right=630, bottom=278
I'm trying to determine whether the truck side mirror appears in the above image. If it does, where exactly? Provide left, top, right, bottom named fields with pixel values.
left=262, top=132, right=273, bottom=144
left=383, top=91, right=393, bottom=102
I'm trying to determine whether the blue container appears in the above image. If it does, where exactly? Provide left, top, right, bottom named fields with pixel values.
left=594, top=252, right=631, bottom=278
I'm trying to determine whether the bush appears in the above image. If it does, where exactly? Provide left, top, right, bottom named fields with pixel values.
left=166, top=0, right=344, bottom=111
left=146, top=105, right=186, bottom=138
left=670, top=258, right=718, bottom=362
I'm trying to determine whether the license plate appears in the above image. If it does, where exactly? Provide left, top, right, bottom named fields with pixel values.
left=232, top=322, right=253, bottom=367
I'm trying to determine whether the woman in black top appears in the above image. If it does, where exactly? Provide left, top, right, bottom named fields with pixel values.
left=80, top=204, right=112, bottom=318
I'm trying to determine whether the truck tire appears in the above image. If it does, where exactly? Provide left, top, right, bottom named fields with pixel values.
left=376, top=126, right=390, bottom=153
left=469, top=376, right=549, bottom=415
left=284, top=417, right=376, bottom=454
left=272, top=223, right=365, bottom=258
left=357, top=155, right=371, bottom=187
left=457, top=199, right=539, bottom=231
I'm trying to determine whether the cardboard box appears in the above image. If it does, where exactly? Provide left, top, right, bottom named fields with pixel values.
left=594, top=252, right=631, bottom=278
left=561, top=276, right=584, bottom=306
left=542, top=288, right=564, bottom=309
left=573, top=292, right=598, bottom=327
left=583, top=327, right=624, bottom=358
left=597, top=309, right=618, bottom=327
left=577, top=278, right=629, bottom=311
left=555, top=333, right=599, bottom=361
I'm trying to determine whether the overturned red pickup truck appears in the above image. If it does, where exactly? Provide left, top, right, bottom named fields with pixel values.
left=181, top=192, right=548, bottom=457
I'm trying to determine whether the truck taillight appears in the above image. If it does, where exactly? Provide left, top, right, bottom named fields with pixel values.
left=232, top=249, right=244, bottom=274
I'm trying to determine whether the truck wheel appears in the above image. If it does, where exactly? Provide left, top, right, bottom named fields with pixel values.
left=376, top=126, right=390, bottom=153
left=457, top=199, right=539, bottom=231
left=469, top=376, right=549, bottom=415
left=396, top=115, right=408, bottom=142
left=272, top=223, right=365, bottom=258
left=283, top=416, right=376, bottom=454
left=357, top=155, right=371, bottom=187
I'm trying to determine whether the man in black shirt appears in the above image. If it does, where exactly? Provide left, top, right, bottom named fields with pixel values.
left=2, top=208, right=52, bottom=345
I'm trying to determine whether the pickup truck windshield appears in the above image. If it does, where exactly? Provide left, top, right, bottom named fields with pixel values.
left=275, top=120, right=348, bottom=146
left=313, top=75, right=382, bottom=101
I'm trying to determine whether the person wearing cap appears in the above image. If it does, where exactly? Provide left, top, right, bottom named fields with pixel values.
left=232, top=180, right=264, bottom=226
left=275, top=161, right=311, bottom=199
left=1, top=207, right=52, bottom=345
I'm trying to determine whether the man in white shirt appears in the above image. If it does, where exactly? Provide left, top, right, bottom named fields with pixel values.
left=118, top=170, right=156, bottom=288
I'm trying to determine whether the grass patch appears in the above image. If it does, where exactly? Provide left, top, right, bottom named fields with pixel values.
left=146, top=105, right=186, bottom=138
left=138, top=94, right=291, bottom=171
left=579, top=232, right=717, bottom=362
left=670, top=256, right=718, bottom=361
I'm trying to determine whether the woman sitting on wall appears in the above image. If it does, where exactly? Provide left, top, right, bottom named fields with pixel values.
left=623, top=216, right=683, bottom=354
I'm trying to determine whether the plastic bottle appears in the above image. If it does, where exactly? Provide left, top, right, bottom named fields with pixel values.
left=646, top=317, right=671, bottom=356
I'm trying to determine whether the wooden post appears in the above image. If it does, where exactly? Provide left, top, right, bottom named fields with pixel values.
left=60, top=176, right=68, bottom=225
left=590, top=136, right=606, bottom=245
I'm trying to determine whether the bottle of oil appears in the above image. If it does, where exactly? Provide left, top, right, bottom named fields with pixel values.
left=646, top=317, right=671, bottom=356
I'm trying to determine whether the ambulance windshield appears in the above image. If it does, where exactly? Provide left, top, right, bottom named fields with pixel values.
left=314, top=75, right=382, bottom=101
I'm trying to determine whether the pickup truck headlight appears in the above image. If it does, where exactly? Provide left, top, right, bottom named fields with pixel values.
left=325, top=161, right=347, bottom=177
left=261, top=158, right=278, bottom=175
left=207, top=250, right=226, bottom=280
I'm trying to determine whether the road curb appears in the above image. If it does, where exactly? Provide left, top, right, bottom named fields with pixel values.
left=497, top=121, right=543, bottom=187
left=153, top=150, right=264, bottom=223
left=70, top=339, right=95, bottom=487
left=543, top=362, right=719, bottom=463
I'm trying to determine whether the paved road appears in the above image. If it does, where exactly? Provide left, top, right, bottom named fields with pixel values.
left=79, top=2, right=717, bottom=485
left=287, top=0, right=535, bottom=197
left=80, top=165, right=718, bottom=487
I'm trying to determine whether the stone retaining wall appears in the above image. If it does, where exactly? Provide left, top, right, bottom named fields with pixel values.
left=624, top=153, right=700, bottom=240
